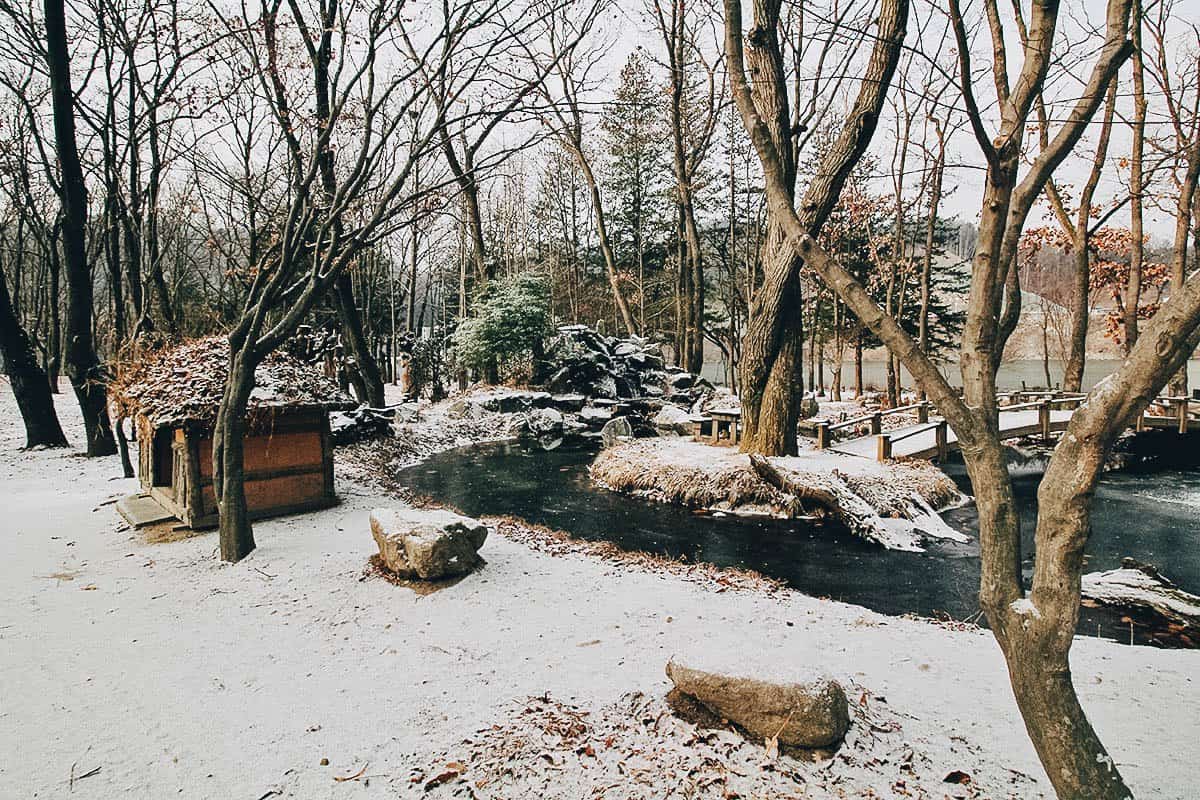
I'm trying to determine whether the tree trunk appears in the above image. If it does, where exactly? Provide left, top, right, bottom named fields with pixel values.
left=213, top=340, right=257, bottom=562
left=577, top=156, right=637, bottom=336
left=0, top=272, right=69, bottom=448
left=1124, top=0, right=1146, bottom=352
left=333, top=272, right=385, bottom=406
left=1062, top=234, right=1090, bottom=393
left=739, top=219, right=803, bottom=455
left=44, top=0, right=117, bottom=457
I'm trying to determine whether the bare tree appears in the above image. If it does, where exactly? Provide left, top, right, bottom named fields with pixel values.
left=530, top=0, right=638, bottom=336
left=732, top=0, right=897, bottom=454
left=724, top=0, right=1200, bottom=794
left=651, top=0, right=723, bottom=372
left=39, top=0, right=118, bottom=456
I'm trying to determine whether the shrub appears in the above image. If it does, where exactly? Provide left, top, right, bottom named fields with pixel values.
left=452, top=272, right=550, bottom=381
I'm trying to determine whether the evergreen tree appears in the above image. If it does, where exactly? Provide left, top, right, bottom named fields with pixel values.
left=600, top=50, right=671, bottom=330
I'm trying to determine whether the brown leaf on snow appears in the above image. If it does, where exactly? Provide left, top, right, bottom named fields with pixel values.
left=333, top=764, right=367, bottom=782
left=943, top=769, right=972, bottom=784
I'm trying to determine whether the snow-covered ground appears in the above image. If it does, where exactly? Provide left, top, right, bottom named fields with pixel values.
left=2, top=383, right=1198, bottom=798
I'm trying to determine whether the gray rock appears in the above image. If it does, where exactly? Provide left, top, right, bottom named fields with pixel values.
left=550, top=394, right=588, bottom=413
left=668, top=372, right=695, bottom=390
left=370, top=507, right=488, bottom=580
left=525, top=407, right=565, bottom=438
left=666, top=661, right=850, bottom=749
left=580, top=406, right=614, bottom=429
left=481, top=390, right=552, bottom=413
left=600, top=415, right=634, bottom=448
left=800, top=395, right=820, bottom=418
left=653, top=404, right=694, bottom=436
left=446, top=397, right=484, bottom=420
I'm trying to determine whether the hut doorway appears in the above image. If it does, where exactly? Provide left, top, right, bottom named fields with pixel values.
left=152, top=429, right=174, bottom=488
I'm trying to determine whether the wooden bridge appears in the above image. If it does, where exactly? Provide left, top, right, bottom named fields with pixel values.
left=818, top=391, right=1200, bottom=462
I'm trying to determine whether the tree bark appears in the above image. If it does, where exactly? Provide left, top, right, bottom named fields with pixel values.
left=333, top=272, right=385, bottom=406
left=1063, top=83, right=1117, bottom=392
left=44, top=0, right=118, bottom=457
left=1124, top=0, right=1147, bottom=352
left=213, top=337, right=257, bottom=562
left=0, top=271, right=69, bottom=448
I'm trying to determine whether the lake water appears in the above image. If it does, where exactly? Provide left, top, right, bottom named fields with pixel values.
left=702, top=358, right=1200, bottom=393
left=396, top=441, right=1200, bottom=647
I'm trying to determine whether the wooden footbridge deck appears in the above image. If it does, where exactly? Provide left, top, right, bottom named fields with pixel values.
left=818, top=391, right=1200, bottom=462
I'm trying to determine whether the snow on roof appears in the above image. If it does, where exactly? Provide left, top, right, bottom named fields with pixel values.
left=112, top=336, right=355, bottom=429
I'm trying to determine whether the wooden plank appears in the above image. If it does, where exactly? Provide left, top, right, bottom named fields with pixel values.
left=195, top=429, right=324, bottom=478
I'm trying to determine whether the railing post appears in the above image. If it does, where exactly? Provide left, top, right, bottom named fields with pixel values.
left=877, top=434, right=892, bottom=462
left=1178, top=398, right=1189, bottom=435
left=935, top=420, right=948, bottom=461
left=917, top=401, right=929, bottom=424
left=870, top=412, right=881, bottom=436
left=1039, top=400, right=1051, bottom=442
left=815, top=421, right=830, bottom=450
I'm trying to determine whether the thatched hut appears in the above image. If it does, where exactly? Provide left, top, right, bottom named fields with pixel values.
left=113, top=337, right=356, bottom=529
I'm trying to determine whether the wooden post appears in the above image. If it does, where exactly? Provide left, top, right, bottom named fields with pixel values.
left=1177, top=398, right=1188, bottom=435
left=876, top=434, right=892, bottom=462
left=917, top=402, right=929, bottom=423
left=1039, top=401, right=1051, bottom=442
left=935, top=420, right=948, bottom=462
left=870, top=412, right=881, bottom=436
left=816, top=421, right=830, bottom=449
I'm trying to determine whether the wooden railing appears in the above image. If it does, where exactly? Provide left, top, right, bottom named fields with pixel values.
left=815, top=401, right=931, bottom=449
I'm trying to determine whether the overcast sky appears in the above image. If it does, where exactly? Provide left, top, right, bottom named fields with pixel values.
left=587, top=0, right=1200, bottom=241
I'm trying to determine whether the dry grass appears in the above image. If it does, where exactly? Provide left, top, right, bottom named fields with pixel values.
left=590, top=440, right=791, bottom=513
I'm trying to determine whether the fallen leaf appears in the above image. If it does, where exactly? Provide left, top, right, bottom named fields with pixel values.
left=333, top=764, right=367, bottom=782
left=944, top=770, right=972, bottom=785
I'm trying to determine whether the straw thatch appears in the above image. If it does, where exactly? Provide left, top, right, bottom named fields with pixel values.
left=111, top=336, right=355, bottom=430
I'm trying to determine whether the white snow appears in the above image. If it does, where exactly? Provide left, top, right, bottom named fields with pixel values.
left=1082, top=566, right=1200, bottom=624
left=2, top=381, right=1199, bottom=798
left=1010, top=597, right=1042, bottom=619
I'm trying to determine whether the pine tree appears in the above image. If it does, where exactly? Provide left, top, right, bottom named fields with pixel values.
left=600, top=50, right=671, bottom=332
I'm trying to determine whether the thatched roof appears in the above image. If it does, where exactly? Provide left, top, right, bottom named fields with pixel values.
left=112, top=336, right=355, bottom=429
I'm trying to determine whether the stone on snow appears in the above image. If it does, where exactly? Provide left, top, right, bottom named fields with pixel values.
left=370, top=507, right=489, bottom=580
left=666, top=661, right=850, bottom=749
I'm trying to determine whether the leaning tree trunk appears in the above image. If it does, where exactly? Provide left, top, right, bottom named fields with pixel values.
left=212, top=340, right=258, bottom=562
left=43, top=0, right=117, bottom=457
left=0, top=273, right=69, bottom=448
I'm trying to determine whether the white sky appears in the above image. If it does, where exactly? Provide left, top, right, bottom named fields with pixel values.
left=590, top=0, right=1200, bottom=241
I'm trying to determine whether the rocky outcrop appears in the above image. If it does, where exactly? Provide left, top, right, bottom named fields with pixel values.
left=666, top=661, right=850, bottom=749
left=370, top=507, right=489, bottom=580
left=330, top=406, right=396, bottom=445
left=533, top=325, right=713, bottom=408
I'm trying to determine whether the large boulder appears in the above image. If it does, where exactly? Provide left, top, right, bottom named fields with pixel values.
left=653, top=404, right=693, bottom=436
left=665, top=661, right=850, bottom=749
left=370, top=508, right=489, bottom=580
left=600, top=416, right=634, bottom=448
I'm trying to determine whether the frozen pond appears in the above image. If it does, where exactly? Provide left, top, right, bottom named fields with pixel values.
left=396, top=440, right=1200, bottom=647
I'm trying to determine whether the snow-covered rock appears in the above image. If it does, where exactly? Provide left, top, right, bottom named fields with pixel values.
left=369, top=507, right=489, bottom=580
left=601, top=416, right=634, bottom=449
left=1082, top=559, right=1200, bottom=626
left=653, top=404, right=694, bottom=436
